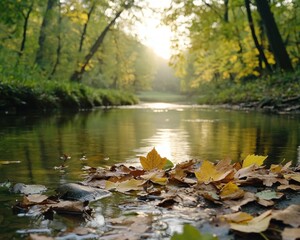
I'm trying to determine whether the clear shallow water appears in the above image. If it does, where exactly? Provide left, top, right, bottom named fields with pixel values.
left=0, top=103, right=300, bottom=238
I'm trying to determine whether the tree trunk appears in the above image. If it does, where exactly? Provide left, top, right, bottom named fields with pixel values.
left=245, top=0, right=272, bottom=73
left=49, top=1, right=62, bottom=79
left=35, top=0, right=57, bottom=70
left=70, top=10, right=123, bottom=82
left=18, top=2, right=33, bottom=59
left=224, top=0, right=229, bottom=22
left=79, top=2, right=95, bottom=53
left=254, top=0, right=293, bottom=71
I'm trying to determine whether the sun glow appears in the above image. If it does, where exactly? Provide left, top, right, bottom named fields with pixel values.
left=134, top=0, right=173, bottom=60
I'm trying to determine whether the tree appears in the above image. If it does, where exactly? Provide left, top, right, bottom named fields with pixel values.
left=254, top=0, right=293, bottom=71
left=18, top=1, right=34, bottom=59
left=35, top=0, right=58, bottom=71
left=245, top=0, right=272, bottom=73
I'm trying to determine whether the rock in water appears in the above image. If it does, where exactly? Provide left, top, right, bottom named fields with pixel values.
left=56, top=183, right=111, bottom=202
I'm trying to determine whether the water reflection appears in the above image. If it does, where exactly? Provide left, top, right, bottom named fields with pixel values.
left=0, top=105, right=299, bottom=186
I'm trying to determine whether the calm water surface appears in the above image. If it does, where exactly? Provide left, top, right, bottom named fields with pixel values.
left=0, top=103, right=300, bottom=238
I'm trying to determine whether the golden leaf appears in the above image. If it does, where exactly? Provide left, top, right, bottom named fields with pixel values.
left=220, top=182, right=244, bottom=200
left=195, top=160, right=233, bottom=184
left=140, top=148, right=167, bottom=171
left=105, top=179, right=145, bottom=193
left=242, top=154, right=267, bottom=168
left=222, top=211, right=253, bottom=223
left=230, top=210, right=272, bottom=233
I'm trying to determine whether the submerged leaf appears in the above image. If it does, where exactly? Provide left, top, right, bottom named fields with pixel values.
left=171, top=224, right=218, bottom=240
left=242, top=154, right=267, bottom=168
left=140, top=148, right=168, bottom=171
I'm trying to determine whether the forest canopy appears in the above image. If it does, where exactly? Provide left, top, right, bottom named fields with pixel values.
left=0, top=0, right=299, bottom=96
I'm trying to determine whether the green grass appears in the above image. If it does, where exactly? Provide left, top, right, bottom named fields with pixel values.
left=0, top=79, right=138, bottom=113
left=196, top=69, right=300, bottom=105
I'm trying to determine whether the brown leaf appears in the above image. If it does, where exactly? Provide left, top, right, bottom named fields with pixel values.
left=23, top=194, right=49, bottom=206
left=277, top=184, right=300, bottom=191
left=224, top=192, right=257, bottom=211
left=230, top=210, right=272, bottom=233
left=281, top=228, right=300, bottom=240
left=272, top=205, right=300, bottom=228
left=29, top=234, right=54, bottom=240
left=234, top=164, right=257, bottom=179
left=105, top=179, right=145, bottom=193
left=51, top=200, right=91, bottom=215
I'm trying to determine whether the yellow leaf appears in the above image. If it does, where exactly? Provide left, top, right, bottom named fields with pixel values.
left=220, top=182, right=244, bottom=200
left=140, top=148, right=167, bottom=171
left=242, top=154, right=267, bottom=168
left=141, top=171, right=168, bottom=185
left=230, top=210, right=272, bottom=233
left=284, top=173, right=300, bottom=183
left=195, top=160, right=233, bottom=184
left=222, top=212, right=253, bottom=223
left=105, top=179, right=145, bottom=193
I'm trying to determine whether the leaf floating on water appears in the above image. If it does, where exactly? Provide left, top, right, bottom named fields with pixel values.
left=242, top=154, right=267, bottom=168
left=139, top=147, right=168, bottom=171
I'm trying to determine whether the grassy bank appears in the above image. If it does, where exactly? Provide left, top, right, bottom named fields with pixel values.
left=0, top=79, right=138, bottom=113
left=196, top=70, right=300, bottom=105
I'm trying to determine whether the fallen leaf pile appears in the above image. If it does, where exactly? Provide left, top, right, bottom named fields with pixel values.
left=81, top=148, right=300, bottom=239
left=10, top=148, right=300, bottom=239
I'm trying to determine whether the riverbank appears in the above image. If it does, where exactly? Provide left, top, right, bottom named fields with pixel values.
left=196, top=70, right=300, bottom=114
left=0, top=80, right=138, bottom=113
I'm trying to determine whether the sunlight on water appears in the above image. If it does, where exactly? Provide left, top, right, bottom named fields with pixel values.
left=128, top=128, right=191, bottom=165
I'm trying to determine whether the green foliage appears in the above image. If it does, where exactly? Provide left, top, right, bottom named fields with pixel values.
left=196, top=69, right=300, bottom=104
left=171, top=224, right=218, bottom=240
left=0, top=0, right=160, bottom=96
left=0, top=79, right=138, bottom=112
left=165, top=1, right=299, bottom=94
